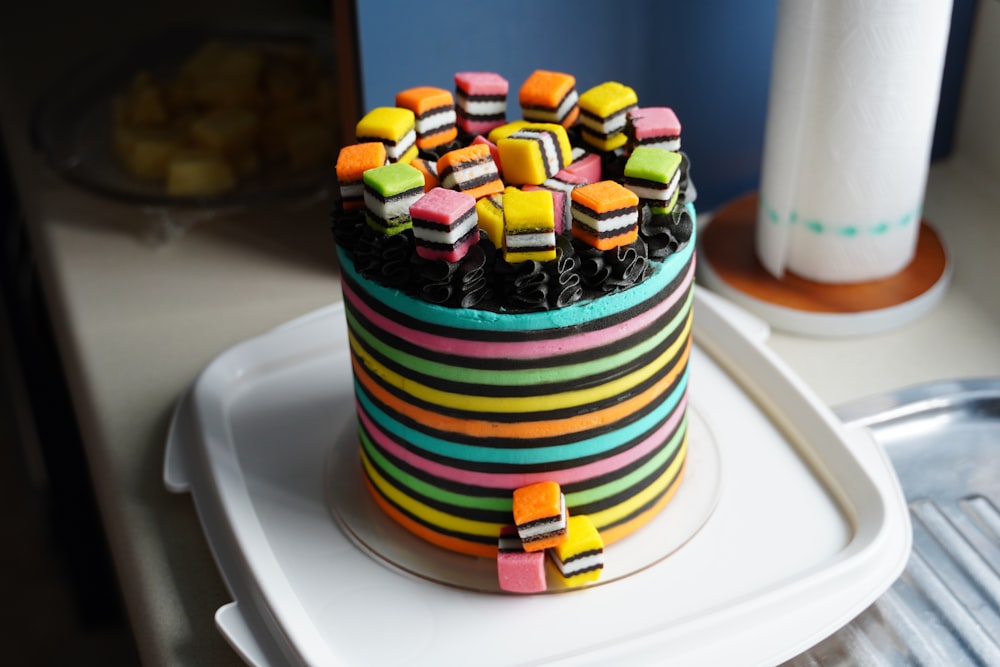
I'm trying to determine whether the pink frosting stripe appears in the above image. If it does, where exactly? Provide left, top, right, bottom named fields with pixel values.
left=358, top=393, right=687, bottom=489
left=342, top=259, right=695, bottom=359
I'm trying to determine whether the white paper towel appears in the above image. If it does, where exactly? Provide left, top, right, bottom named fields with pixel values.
left=756, top=0, right=953, bottom=283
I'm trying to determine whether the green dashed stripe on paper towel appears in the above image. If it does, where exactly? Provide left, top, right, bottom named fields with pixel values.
left=761, top=201, right=918, bottom=238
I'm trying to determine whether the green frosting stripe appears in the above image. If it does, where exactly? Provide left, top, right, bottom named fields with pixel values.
left=362, top=411, right=687, bottom=512
left=354, top=365, right=689, bottom=463
left=565, top=414, right=686, bottom=506
left=346, top=288, right=694, bottom=388
left=361, top=429, right=512, bottom=512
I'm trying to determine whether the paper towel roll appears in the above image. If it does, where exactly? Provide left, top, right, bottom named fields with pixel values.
left=756, top=0, right=953, bottom=283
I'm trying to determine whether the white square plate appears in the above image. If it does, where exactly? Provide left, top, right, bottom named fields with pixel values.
left=164, top=287, right=910, bottom=666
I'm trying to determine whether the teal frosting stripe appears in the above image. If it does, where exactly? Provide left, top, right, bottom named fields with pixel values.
left=346, top=288, right=694, bottom=387
left=354, top=366, right=689, bottom=465
left=337, top=203, right=696, bottom=333
left=360, top=428, right=513, bottom=511
left=564, top=414, right=686, bottom=506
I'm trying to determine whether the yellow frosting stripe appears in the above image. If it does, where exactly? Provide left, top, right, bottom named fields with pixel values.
left=363, top=475, right=498, bottom=557
left=351, top=338, right=689, bottom=440
left=362, top=448, right=503, bottom=538
left=587, top=433, right=687, bottom=529
left=599, top=461, right=686, bottom=546
left=349, top=308, right=692, bottom=414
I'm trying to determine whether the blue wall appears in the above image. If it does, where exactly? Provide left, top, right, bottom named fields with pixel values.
left=354, top=0, right=972, bottom=211
left=355, top=0, right=779, bottom=211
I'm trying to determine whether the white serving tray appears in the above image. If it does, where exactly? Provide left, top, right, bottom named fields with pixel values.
left=164, top=286, right=911, bottom=666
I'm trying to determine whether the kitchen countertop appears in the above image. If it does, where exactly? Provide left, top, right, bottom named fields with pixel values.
left=3, top=8, right=999, bottom=667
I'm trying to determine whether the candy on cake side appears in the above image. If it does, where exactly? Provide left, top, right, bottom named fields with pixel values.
left=331, top=69, right=697, bottom=592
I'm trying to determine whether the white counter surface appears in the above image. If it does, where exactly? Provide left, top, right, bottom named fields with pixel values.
left=2, top=5, right=999, bottom=666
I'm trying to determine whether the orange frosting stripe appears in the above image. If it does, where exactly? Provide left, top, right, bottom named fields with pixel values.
left=362, top=446, right=686, bottom=556
left=599, top=460, right=686, bottom=545
left=363, top=475, right=498, bottom=557
left=348, top=311, right=691, bottom=415
left=351, top=334, right=691, bottom=439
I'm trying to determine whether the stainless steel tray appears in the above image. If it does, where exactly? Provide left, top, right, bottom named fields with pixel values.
left=789, top=379, right=1000, bottom=666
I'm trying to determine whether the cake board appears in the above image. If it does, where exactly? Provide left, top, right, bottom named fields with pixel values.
left=698, top=193, right=952, bottom=337
left=163, top=290, right=911, bottom=666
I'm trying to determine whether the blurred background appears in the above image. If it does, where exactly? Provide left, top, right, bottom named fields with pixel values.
left=0, top=0, right=981, bottom=663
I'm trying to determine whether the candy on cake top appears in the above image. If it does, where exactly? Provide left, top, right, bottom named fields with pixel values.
left=332, top=69, right=695, bottom=313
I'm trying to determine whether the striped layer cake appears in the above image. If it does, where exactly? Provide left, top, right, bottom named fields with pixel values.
left=337, top=212, right=696, bottom=557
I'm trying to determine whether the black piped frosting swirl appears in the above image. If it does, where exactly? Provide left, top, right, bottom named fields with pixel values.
left=352, top=226, right=416, bottom=289
left=413, top=233, right=495, bottom=308
left=641, top=204, right=694, bottom=261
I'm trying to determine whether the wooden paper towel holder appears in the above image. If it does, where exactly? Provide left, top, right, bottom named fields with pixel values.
left=697, top=193, right=951, bottom=337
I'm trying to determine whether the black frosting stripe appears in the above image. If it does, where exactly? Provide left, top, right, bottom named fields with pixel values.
left=366, top=409, right=687, bottom=497
left=363, top=442, right=514, bottom=523
left=352, top=351, right=688, bottom=453
left=353, top=335, right=687, bottom=424
left=346, top=288, right=690, bottom=391
left=340, top=252, right=693, bottom=343
left=363, top=467, right=499, bottom=547
left=355, top=364, right=687, bottom=456
left=361, top=424, right=514, bottom=497
left=360, top=417, right=687, bottom=540
left=343, top=271, right=690, bottom=371
left=596, top=464, right=685, bottom=533
left=343, top=252, right=691, bottom=340
left=349, top=302, right=688, bottom=398
left=566, top=433, right=685, bottom=515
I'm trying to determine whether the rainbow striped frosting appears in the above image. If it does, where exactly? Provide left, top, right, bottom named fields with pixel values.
left=338, top=209, right=696, bottom=557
